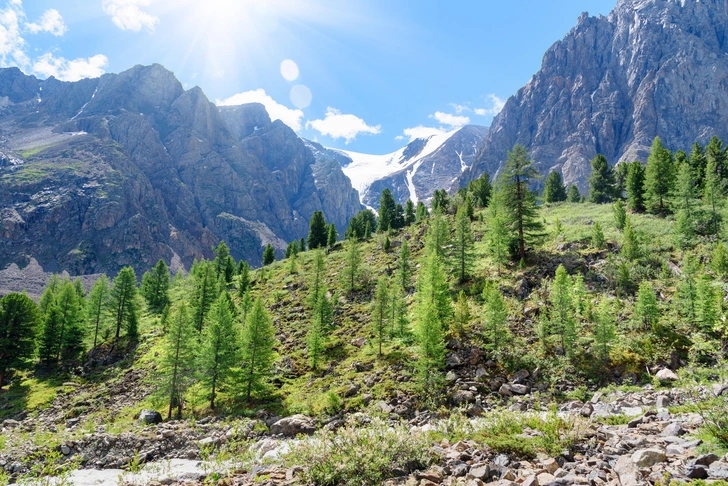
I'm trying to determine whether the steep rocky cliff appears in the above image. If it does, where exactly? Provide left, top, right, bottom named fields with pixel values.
left=0, top=65, right=362, bottom=275
left=463, top=0, right=728, bottom=192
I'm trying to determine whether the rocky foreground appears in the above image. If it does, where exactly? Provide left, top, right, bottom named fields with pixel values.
left=2, top=378, right=728, bottom=485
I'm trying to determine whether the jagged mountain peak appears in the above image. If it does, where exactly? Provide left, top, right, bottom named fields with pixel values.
left=462, top=0, right=728, bottom=192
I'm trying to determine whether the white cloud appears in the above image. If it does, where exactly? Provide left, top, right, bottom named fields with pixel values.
left=430, top=111, right=469, bottom=128
left=400, top=125, right=447, bottom=142
left=474, top=94, right=506, bottom=117
left=0, top=1, right=29, bottom=67
left=305, top=107, right=381, bottom=143
left=102, top=0, right=158, bottom=32
left=32, top=53, right=108, bottom=81
left=217, top=88, right=304, bottom=132
left=26, top=9, right=66, bottom=36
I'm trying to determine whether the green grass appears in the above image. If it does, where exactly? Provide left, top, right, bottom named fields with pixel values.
left=18, top=145, right=52, bottom=159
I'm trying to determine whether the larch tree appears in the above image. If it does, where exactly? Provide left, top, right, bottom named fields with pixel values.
left=198, top=293, right=239, bottom=409
left=397, top=238, right=412, bottom=292
left=371, top=277, right=390, bottom=357
left=483, top=284, right=509, bottom=353
left=550, top=265, right=577, bottom=356
left=110, top=267, right=139, bottom=340
left=308, top=210, right=328, bottom=249
left=452, top=204, right=475, bottom=283
left=415, top=201, right=429, bottom=222
left=427, top=209, right=451, bottom=259
left=689, top=142, right=707, bottom=187
left=592, top=299, right=616, bottom=364
left=588, top=154, right=617, bottom=203
left=468, top=171, right=492, bottom=207
left=644, top=137, right=675, bottom=215
left=625, top=161, right=646, bottom=212
left=543, top=170, right=567, bottom=203
left=634, top=281, right=659, bottom=331
left=567, top=185, right=582, bottom=203
left=342, top=239, right=362, bottom=294
left=453, top=290, right=470, bottom=336
left=613, top=200, right=627, bottom=230
left=327, top=223, right=338, bottom=247
left=486, top=187, right=510, bottom=274
left=704, top=155, right=723, bottom=236
left=377, top=189, right=397, bottom=232
left=160, top=303, right=196, bottom=420
left=237, top=261, right=251, bottom=298
left=56, top=280, right=85, bottom=361
left=191, top=261, right=217, bottom=333
left=404, top=199, right=416, bottom=225
left=141, top=260, right=170, bottom=315
left=240, top=297, right=276, bottom=401
left=213, top=242, right=232, bottom=283
left=87, top=275, right=110, bottom=349
left=500, top=144, right=545, bottom=260
left=262, top=244, right=276, bottom=266
left=0, top=293, right=41, bottom=389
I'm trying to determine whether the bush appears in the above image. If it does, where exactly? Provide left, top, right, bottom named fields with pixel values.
left=701, top=395, right=728, bottom=448
left=284, top=418, right=433, bottom=486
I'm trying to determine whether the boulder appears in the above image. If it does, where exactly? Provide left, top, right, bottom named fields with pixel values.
left=452, top=390, right=476, bottom=405
left=138, top=410, right=163, bottom=425
left=631, top=448, right=667, bottom=468
left=614, top=455, right=641, bottom=486
left=269, top=415, right=316, bottom=437
left=655, top=369, right=679, bottom=382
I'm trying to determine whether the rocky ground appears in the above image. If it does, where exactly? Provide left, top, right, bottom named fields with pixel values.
left=2, top=377, right=727, bottom=485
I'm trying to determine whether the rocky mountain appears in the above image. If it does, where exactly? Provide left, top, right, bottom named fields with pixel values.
left=0, top=64, right=362, bottom=276
left=314, top=125, right=487, bottom=209
left=463, top=0, right=728, bottom=192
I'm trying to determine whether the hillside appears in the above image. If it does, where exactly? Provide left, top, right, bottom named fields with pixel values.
left=2, top=180, right=728, bottom=484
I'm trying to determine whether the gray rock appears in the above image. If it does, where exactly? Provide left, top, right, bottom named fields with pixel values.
left=138, top=410, right=163, bottom=425
left=656, top=369, right=679, bottom=382
left=579, top=402, right=594, bottom=417
left=656, top=396, right=670, bottom=408
left=660, top=422, right=684, bottom=437
left=693, top=453, right=720, bottom=467
left=453, top=390, right=475, bottom=405
left=269, top=415, right=316, bottom=437
left=614, top=455, right=641, bottom=486
left=509, top=384, right=530, bottom=395
left=631, top=448, right=667, bottom=468
left=686, top=466, right=709, bottom=479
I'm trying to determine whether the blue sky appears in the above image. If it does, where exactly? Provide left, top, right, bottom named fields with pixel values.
left=6, top=0, right=615, bottom=154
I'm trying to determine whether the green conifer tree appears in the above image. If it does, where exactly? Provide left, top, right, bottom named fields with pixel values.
left=591, top=222, right=606, bottom=249
left=468, top=171, right=492, bottom=207
left=327, top=223, right=338, bottom=247
left=645, top=137, right=676, bottom=215
left=377, top=189, right=397, bottom=232
left=240, top=297, right=276, bottom=401
left=404, top=199, right=416, bottom=225
left=483, top=284, right=509, bottom=353
left=689, top=142, right=708, bottom=188
left=697, top=276, right=719, bottom=334
left=677, top=256, right=700, bottom=325
left=237, top=261, right=251, bottom=298
left=543, top=170, right=567, bottom=203
left=453, top=290, right=470, bottom=336
left=160, top=303, right=196, bottom=419
left=87, top=275, right=110, bottom=349
left=634, top=281, right=659, bottom=331
left=56, top=280, right=85, bottom=360
left=213, top=242, right=232, bottom=282
left=453, top=204, right=475, bottom=283
left=613, top=200, right=627, bottom=230
left=262, top=244, right=276, bottom=266
left=588, top=154, right=617, bottom=203
left=0, top=293, right=40, bottom=389
left=39, top=304, right=62, bottom=365
left=621, top=217, right=640, bottom=260
left=191, top=261, right=217, bottom=333
left=625, top=161, right=646, bottom=212
left=141, top=260, right=170, bottom=314
left=371, top=277, right=390, bottom=356
left=704, top=155, right=723, bottom=236
left=110, top=267, right=139, bottom=340
left=486, top=187, right=510, bottom=274
left=397, top=238, right=412, bottom=291
left=415, top=201, right=429, bottom=222
left=567, top=185, right=582, bottom=203
left=342, top=239, right=362, bottom=294
left=712, top=242, right=728, bottom=278
left=307, top=210, right=328, bottom=249
left=199, top=293, right=239, bottom=409
left=593, top=299, right=616, bottom=364
left=500, top=144, right=545, bottom=259
left=550, top=265, right=577, bottom=356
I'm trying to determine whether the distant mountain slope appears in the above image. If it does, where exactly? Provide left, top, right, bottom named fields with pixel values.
left=463, top=0, right=728, bottom=192
left=0, top=65, right=362, bottom=275
left=313, top=125, right=487, bottom=208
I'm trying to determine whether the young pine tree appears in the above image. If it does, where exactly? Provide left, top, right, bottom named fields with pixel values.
left=415, top=201, right=429, bottom=222
left=697, top=276, right=719, bottom=334
left=712, top=242, right=728, bottom=278
left=87, top=275, right=110, bottom=349
left=371, top=277, right=390, bottom=357
left=141, top=260, right=170, bottom=315
left=342, top=239, right=362, bottom=294
left=483, top=284, right=509, bottom=354
left=240, top=297, right=276, bottom=401
left=634, top=281, right=659, bottom=331
left=676, top=256, right=700, bottom=326
left=453, top=290, right=471, bottom=336
left=213, top=242, right=232, bottom=282
left=404, top=199, right=416, bottom=226
left=160, top=303, right=196, bottom=420
left=0, top=293, right=41, bottom=389
left=397, top=238, right=412, bottom=292
left=110, top=267, right=139, bottom=340
left=427, top=209, right=451, bottom=259
left=452, top=204, right=475, bottom=283
left=613, top=200, right=627, bottom=230
left=567, top=185, right=582, bottom=203
left=486, top=188, right=510, bottom=274
left=703, top=155, right=723, bottom=236
left=592, top=299, right=617, bottom=364
left=550, top=265, right=577, bottom=356
left=327, top=223, right=338, bottom=247
left=198, top=293, right=239, bottom=409
left=237, top=261, right=251, bottom=298
left=591, top=222, right=606, bottom=250
left=500, top=144, right=545, bottom=260
left=621, top=217, right=640, bottom=260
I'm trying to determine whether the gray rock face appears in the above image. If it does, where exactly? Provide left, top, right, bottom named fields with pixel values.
left=0, top=64, right=362, bottom=276
left=463, top=0, right=728, bottom=193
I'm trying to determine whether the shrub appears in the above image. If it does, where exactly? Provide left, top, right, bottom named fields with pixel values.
left=284, top=418, right=433, bottom=486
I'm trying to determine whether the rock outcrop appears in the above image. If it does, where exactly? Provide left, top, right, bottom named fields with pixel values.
left=0, top=65, right=362, bottom=275
left=463, top=0, right=728, bottom=192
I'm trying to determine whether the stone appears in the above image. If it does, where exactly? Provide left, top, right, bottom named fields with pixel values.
left=453, top=390, right=475, bottom=405
left=693, top=453, right=720, bottom=467
left=446, top=371, right=458, bottom=383
left=138, top=410, right=163, bottom=425
left=655, top=369, right=679, bottom=382
left=542, top=458, right=560, bottom=474
left=498, top=384, right=513, bottom=397
left=656, top=396, right=670, bottom=408
left=61, top=445, right=71, bottom=455
left=686, top=466, right=709, bottom=479
left=660, top=422, right=684, bottom=437
left=198, top=437, right=216, bottom=447
left=269, top=415, right=316, bottom=437
left=536, top=473, right=556, bottom=485
left=468, top=465, right=490, bottom=480
left=631, top=448, right=667, bottom=468
left=627, top=416, right=643, bottom=428
left=579, top=402, right=594, bottom=417
left=522, top=475, right=539, bottom=486
left=509, top=384, right=530, bottom=395
left=613, top=455, right=641, bottom=486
